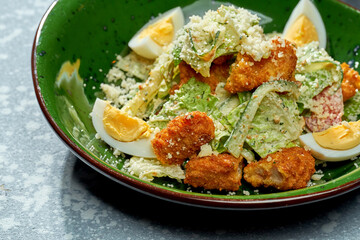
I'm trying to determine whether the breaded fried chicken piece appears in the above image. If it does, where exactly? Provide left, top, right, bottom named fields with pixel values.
left=151, top=111, right=215, bottom=165
left=170, top=58, right=230, bottom=94
left=341, top=62, right=360, bottom=102
left=225, top=37, right=297, bottom=93
left=184, top=153, right=243, bottom=191
left=243, top=147, right=315, bottom=191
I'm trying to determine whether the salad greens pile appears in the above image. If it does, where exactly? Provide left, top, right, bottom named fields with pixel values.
left=120, top=43, right=344, bottom=164
left=97, top=4, right=360, bottom=187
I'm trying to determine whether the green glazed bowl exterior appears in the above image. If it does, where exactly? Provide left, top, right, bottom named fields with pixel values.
left=32, top=0, right=360, bottom=209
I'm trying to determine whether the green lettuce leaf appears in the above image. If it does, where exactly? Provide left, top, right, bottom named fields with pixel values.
left=295, top=42, right=343, bottom=111
left=148, top=78, right=218, bottom=127
left=343, top=91, right=360, bottom=121
left=246, top=92, right=304, bottom=158
left=225, top=80, right=300, bottom=158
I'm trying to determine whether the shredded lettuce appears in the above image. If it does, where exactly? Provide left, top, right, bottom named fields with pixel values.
left=124, top=157, right=185, bottom=182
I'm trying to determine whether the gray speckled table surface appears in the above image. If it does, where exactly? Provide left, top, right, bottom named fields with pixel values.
left=1, top=0, right=360, bottom=239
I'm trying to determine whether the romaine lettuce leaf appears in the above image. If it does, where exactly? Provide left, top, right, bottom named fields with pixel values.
left=295, top=42, right=343, bottom=111
left=343, top=91, right=360, bottom=121
left=246, top=92, right=304, bottom=158
left=148, top=78, right=218, bottom=127
left=225, top=80, right=300, bottom=158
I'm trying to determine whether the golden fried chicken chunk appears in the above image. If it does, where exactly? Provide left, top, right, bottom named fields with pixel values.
left=341, top=62, right=360, bottom=102
left=243, top=147, right=315, bottom=191
left=184, top=153, right=243, bottom=191
left=225, top=37, right=297, bottom=93
left=170, top=58, right=230, bottom=94
left=151, top=111, right=215, bottom=165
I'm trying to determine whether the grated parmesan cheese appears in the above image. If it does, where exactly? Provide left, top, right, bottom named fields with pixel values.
left=197, top=143, right=219, bottom=157
left=100, top=75, right=141, bottom=108
left=174, top=5, right=272, bottom=77
left=124, top=157, right=185, bottom=182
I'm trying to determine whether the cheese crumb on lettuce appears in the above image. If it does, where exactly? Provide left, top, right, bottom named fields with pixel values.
left=246, top=92, right=304, bottom=158
left=173, top=5, right=272, bottom=77
left=295, top=42, right=343, bottom=111
left=124, top=157, right=185, bottom=181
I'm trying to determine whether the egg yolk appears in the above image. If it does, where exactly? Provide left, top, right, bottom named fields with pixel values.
left=102, top=104, right=150, bottom=142
left=313, top=121, right=360, bottom=150
left=138, top=17, right=174, bottom=46
left=284, top=14, right=319, bottom=47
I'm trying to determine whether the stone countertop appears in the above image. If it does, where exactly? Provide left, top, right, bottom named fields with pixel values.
left=1, top=0, right=360, bottom=239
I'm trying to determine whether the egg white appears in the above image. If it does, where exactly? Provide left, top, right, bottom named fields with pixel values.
left=91, top=98, right=156, bottom=158
left=128, top=7, right=184, bottom=59
left=299, top=133, right=360, bottom=161
left=283, top=0, right=326, bottom=49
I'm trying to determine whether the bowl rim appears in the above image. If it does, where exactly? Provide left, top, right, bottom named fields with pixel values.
left=31, top=0, right=360, bottom=210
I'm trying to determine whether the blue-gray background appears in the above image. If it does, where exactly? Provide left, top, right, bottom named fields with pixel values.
left=1, top=0, right=360, bottom=239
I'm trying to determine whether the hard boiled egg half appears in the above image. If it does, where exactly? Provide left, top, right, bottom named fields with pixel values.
left=299, top=121, right=360, bottom=161
left=283, top=0, right=326, bottom=49
left=128, top=7, right=184, bottom=59
left=91, top=98, right=156, bottom=158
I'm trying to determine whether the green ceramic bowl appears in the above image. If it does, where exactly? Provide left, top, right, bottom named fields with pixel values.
left=32, top=0, right=360, bottom=209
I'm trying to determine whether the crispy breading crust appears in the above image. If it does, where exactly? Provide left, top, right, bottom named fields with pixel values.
left=170, top=58, right=230, bottom=94
left=225, top=37, right=297, bottom=93
left=341, top=62, right=360, bottom=102
left=184, top=154, right=243, bottom=191
left=151, top=111, right=215, bottom=165
left=243, top=147, right=315, bottom=191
